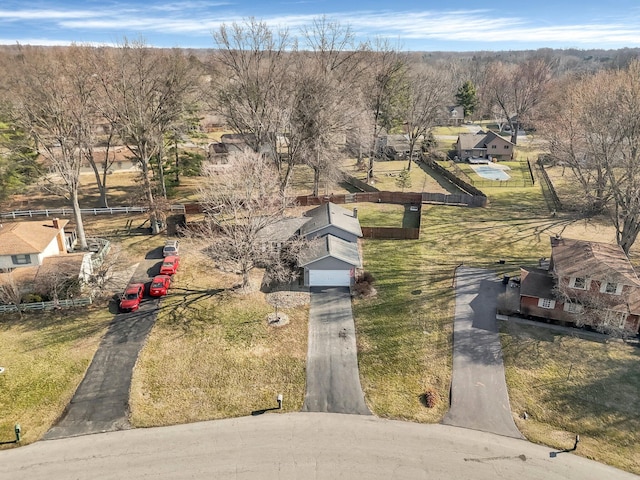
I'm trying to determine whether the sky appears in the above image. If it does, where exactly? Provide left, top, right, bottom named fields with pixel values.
left=1, top=0, right=640, bottom=51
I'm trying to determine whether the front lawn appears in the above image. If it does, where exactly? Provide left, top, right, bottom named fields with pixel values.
left=501, top=322, right=640, bottom=475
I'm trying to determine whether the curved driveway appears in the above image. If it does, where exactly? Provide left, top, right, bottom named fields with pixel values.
left=43, top=254, right=163, bottom=440
left=302, top=287, right=370, bottom=415
left=3, top=413, right=636, bottom=480
left=442, top=266, right=522, bottom=438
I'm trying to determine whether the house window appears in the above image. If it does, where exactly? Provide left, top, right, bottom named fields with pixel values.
left=491, top=145, right=497, bottom=149
left=504, top=145, right=510, bottom=149
left=604, top=310, right=627, bottom=328
left=538, top=298, right=556, bottom=309
left=11, top=254, right=31, bottom=265
left=570, top=277, right=588, bottom=290
left=563, top=302, right=583, bottom=314
left=600, top=281, right=623, bottom=295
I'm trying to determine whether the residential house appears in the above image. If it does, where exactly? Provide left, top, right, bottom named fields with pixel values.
left=455, top=130, right=514, bottom=162
left=519, top=237, right=640, bottom=335
left=299, top=202, right=363, bottom=287
left=0, top=218, right=76, bottom=271
left=446, top=105, right=465, bottom=126
left=300, top=202, right=363, bottom=244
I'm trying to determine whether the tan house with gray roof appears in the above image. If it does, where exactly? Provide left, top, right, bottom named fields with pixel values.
left=456, top=131, right=514, bottom=161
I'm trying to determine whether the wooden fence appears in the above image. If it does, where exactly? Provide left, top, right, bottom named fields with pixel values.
left=361, top=226, right=420, bottom=240
left=294, top=191, right=485, bottom=208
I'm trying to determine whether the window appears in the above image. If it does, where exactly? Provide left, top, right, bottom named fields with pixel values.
left=504, top=145, right=510, bottom=149
left=491, top=145, right=497, bottom=149
left=604, top=310, right=627, bottom=328
left=563, top=302, right=583, bottom=314
left=600, top=281, right=623, bottom=295
left=538, top=298, right=556, bottom=309
left=570, top=277, right=588, bottom=290
left=11, top=254, right=31, bottom=265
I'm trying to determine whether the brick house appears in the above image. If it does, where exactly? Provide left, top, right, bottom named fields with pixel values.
left=519, top=237, right=640, bottom=335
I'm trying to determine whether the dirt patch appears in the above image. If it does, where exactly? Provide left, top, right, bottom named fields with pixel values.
left=265, top=291, right=310, bottom=308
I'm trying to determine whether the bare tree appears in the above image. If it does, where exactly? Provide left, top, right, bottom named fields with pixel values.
left=210, top=20, right=294, bottom=186
left=196, top=150, right=294, bottom=291
left=546, top=61, right=640, bottom=253
left=360, top=40, right=407, bottom=183
left=96, top=40, right=197, bottom=233
left=402, top=64, right=452, bottom=171
left=0, top=272, right=23, bottom=307
left=8, top=45, right=91, bottom=249
left=485, top=58, right=553, bottom=144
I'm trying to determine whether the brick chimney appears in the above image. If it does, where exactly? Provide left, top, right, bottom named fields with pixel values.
left=353, top=208, right=358, bottom=218
left=53, top=218, right=60, bottom=229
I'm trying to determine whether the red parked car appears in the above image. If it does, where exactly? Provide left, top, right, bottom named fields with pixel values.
left=119, top=283, right=145, bottom=312
left=149, top=275, right=171, bottom=297
left=160, top=255, right=180, bottom=275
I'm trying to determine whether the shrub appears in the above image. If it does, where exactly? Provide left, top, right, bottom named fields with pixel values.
left=421, top=389, right=438, bottom=408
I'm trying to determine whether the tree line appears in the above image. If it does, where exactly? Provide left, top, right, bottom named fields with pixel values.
left=1, top=18, right=640, bottom=253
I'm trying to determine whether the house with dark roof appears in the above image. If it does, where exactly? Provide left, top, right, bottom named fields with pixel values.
left=455, top=131, right=514, bottom=162
left=298, top=202, right=363, bottom=287
left=446, top=105, right=465, bottom=125
left=519, top=237, right=640, bottom=335
left=298, top=234, right=361, bottom=287
left=300, top=202, right=363, bottom=243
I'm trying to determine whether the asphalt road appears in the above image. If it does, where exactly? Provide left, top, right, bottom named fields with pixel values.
left=302, top=287, right=370, bottom=415
left=3, top=413, right=637, bottom=480
left=43, top=254, right=163, bottom=440
left=442, top=266, right=523, bottom=438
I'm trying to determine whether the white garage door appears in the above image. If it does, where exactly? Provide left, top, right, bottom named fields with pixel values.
left=309, top=269, right=351, bottom=287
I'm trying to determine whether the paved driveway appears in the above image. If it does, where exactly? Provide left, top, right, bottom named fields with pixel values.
left=302, top=287, right=370, bottom=415
left=442, top=267, right=522, bottom=438
left=43, top=254, right=163, bottom=440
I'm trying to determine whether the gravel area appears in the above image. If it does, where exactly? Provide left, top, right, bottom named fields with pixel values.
left=265, top=291, right=310, bottom=308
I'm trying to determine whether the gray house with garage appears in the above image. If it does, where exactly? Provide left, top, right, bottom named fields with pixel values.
left=298, top=203, right=363, bottom=287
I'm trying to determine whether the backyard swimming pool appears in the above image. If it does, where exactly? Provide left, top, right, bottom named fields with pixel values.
left=472, top=165, right=511, bottom=181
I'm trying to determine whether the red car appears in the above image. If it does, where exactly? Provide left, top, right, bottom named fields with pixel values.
left=119, top=283, right=145, bottom=312
left=160, top=255, right=180, bottom=275
left=149, top=275, right=171, bottom=297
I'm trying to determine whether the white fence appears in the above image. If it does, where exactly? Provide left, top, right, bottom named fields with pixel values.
left=0, top=204, right=186, bottom=219
left=0, top=297, right=93, bottom=313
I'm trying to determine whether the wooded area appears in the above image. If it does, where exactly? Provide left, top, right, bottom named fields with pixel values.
left=1, top=20, right=640, bottom=251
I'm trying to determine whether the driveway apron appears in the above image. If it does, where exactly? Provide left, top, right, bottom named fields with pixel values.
left=303, top=287, right=370, bottom=415
left=442, top=267, right=522, bottom=438
left=44, top=256, right=162, bottom=440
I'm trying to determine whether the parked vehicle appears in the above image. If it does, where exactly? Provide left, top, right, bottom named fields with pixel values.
left=149, top=275, right=171, bottom=297
left=163, top=239, right=179, bottom=257
left=160, top=255, right=180, bottom=275
left=119, top=283, right=145, bottom=312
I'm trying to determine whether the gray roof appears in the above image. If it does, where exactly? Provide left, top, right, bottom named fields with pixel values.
left=300, top=202, right=363, bottom=238
left=256, top=217, right=310, bottom=244
left=519, top=266, right=555, bottom=299
left=457, top=131, right=513, bottom=150
left=299, top=234, right=361, bottom=268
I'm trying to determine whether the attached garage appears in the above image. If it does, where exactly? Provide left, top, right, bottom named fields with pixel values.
left=299, top=235, right=361, bottom=288
left=309, top=269, right=352, bottom=287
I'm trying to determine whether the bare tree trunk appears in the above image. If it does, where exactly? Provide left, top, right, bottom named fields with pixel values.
left=71, top=189, right=88, bottom=250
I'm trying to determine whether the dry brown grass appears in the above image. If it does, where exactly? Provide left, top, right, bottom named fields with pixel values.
left=501, top=322, right=640, bottom=475
left=129, top=240, right=308, bottom=425
left=0, top=307, right=112, bottom=447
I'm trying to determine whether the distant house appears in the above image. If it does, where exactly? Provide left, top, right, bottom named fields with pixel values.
left=376, top=134, right=414, bottom=160
left=0, top=218, right=76, bottom=271
left=519, top=237, right=640, bottom=335
left=446, top=105, right=465, bottom=125
left=455, top=131, right=514, bottom=161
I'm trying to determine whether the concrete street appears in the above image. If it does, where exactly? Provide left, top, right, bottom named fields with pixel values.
left=2, top=413, right=637, bottom=479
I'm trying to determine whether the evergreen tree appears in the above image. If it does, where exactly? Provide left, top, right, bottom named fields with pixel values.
left=455, top=80, right=478, bottom=117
